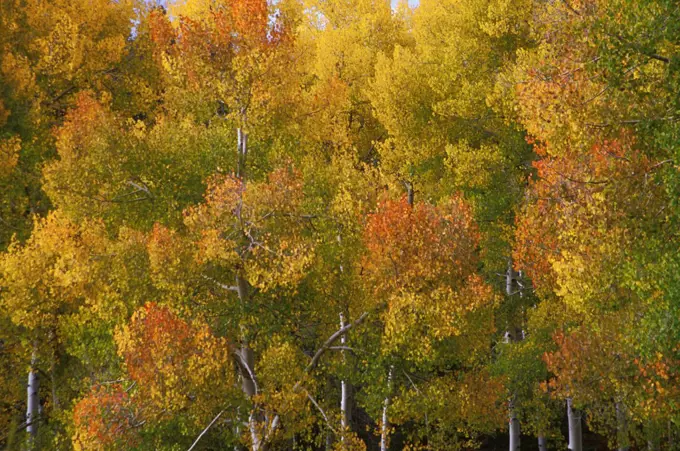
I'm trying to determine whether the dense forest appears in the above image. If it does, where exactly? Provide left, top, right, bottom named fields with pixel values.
left=1, top=0, right=679, bottom=449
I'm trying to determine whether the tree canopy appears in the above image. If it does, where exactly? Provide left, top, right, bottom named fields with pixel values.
left=1, top=0, right=680, bottom=450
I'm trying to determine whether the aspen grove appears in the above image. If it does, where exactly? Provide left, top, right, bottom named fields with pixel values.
left=1, top=0, right=680, bottom=449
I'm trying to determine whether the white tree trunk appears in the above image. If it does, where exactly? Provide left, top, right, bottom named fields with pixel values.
left=26, top=351, right=39, bottom=442
left=506, top=261, right=514, bottom=299
left=339, top=313, right=349, bottom=446
left=235, top=275, right=265, bottom=451
left=237, top=119, right=248, bottom=179
left=508, top=406, right=520, bottom=451
left=239, top=341, right=263, bottom=451
left=249, top=413, right=261, bottom=451
left=380, top=366, right=394, bottom=451
left=236, top=283, right=256, bottom=400
left=537, top=434, right=547, bottom=451
left=235, top=109, right=261, bottom=451
left=567, top=398, right=582, bottom=451
left=506, top=260, right=521, bottom=451
left=240, top=344, right=256, bottom=396
left=239, top=343, right=259, bottom=450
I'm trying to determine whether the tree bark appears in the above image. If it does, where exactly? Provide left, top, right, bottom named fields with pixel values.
left=380, top=366, right=394, bottom=451
left=567, top=398, right=582, bottom=451
left=508, top=405, right=520, bottom=451
left=240, top=343, right=257, bottom=396
left=237, top=125, right=249, bottom=180
left=537, top=434, right=547, bottom=451
left=26, top=350, right=39, bottom=445
left=234, top=108, right=262, bottom=451
left=339, top=313, right=351, bottom=447
left=506, top=259, right=521, bottom=451
left=237, top=276, right=257, bottom=399
left=240, top=341, right=263, bottom=451
left=506, top=261, right=514, bottom=300
left=235, top=275, right=265, bottom=451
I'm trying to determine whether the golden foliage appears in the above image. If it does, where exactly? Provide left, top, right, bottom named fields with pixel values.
left=115, top=303, right=236, bottom=417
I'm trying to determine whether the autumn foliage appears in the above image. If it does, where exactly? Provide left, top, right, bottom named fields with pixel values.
left=184, top=166, right=314, bottom=291
left=72, top=384, right=140, bottom=451
left=363, top=195, right=479, bottom=292
left=2, top=0, right=680, bottom=449
left=115, top=303, right=235, bottom=415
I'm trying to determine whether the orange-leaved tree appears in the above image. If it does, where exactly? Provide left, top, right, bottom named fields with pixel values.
left=182, top=166, right=319, bottom=450
left=72, top=384, right=141, bottom=451
left=114, top=303, right=237, bottom=422
left=360, top=195, right=499, bottom=449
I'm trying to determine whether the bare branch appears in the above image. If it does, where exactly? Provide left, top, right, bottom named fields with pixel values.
left=126, top=180, right=152, bottom=198
left=265, top=415, right=280, bottom=443
left=202, top=275, right=239, bottom=292
left=304, top=312, right=368, bottom=375
left=649, top=159, right=674, bottom=171
left=187, top=410, right=224, bottom=451
left=402, top=370, right=421, bottom=395
left=305, top=390, right=337, bottom=434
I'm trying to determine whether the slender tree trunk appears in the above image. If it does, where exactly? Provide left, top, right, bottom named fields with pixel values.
left=508, top=405, right=520, bottom=451
left=616, top=401, right=629, bottom=451
left=240, top=340, right=263, bottom=451
left=240, top=342, right=259, bottom=448
left=506, top=259, right=521, bottom=451
left=406, top=182, right=414, bottom=206
left=236, top=112, right=249, bottom=180
left=537, top=434, right=547, bottom=451
left=234, top=108, right=263, bottom=451
left=237, top=277, right=257, bottom=398
left=567, top=398, right=582, bottom=451
left=235, top=275, right=265, bottom=451
left=380, top=366, right=394, bottom=451
left=336, top=223, right=352, bottom=447
left=239, top=343, right=256, bottom=397
left=339, top=313, right=351, bottom=447
left=506, top=261, right=514, bottom=300
left=26, top=350, right=40, bottom=445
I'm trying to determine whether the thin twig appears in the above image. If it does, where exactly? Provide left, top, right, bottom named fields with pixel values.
left=305, top=390, right=337, bottom=434
left=304, top=312, right=369, bottom=375
left=187, top=410, right=224, bottom=451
